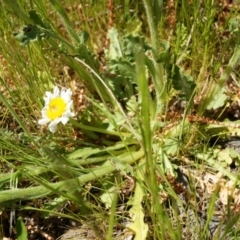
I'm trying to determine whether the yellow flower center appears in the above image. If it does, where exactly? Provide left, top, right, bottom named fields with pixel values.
left=46, top=97, right=67, bottom=120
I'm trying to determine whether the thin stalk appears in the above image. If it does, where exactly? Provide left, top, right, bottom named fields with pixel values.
left=142, top=0, right=160, bottom=51
left=142, top=0, right=165, bottom=106
left=70, top=119, right=130, bottom=137
left=106, top=178, right=119, bottom=240
left=0, top=91, right=39, bottom=148
left=49, top=0, right=79, bottom=43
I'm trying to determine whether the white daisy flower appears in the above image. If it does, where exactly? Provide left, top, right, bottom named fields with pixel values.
left=38, top=86, right=75, bottom=133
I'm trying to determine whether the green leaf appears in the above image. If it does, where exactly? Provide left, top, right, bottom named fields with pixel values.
left=13, top=24, right=46, bottom=46
left=111, top=158, right=134, bottom=176
left=229, top=17, right=240, bottom=34
left=157, top=40, right=170, bottom=63
left=107, top=58, right=136, bottom=101
left=106, top=33, right=151, bottom=101
left=100, top=186, right=116, bottom=209
left=172, top=65, right=196, bottom=101
left=216, top=148, right=233, bottom=165
left=109, top=59, right=135, bottom=79
left=78, top=30, right=89, bottom=44
left=16, top=217, right=28, bottom=240
left=151, top=0, right=163, bottom=26
left=28, top=10, right=49, bottom=29
left=217, top=147, right=240, bottom=165
left=123, top=34, right=151, bottom=56
left=163, top=138, right=179, bottom=155
left=153, top=146, right=176, bottom=176
left=162, top=151, right=176, bottom=176
left=75, top=43, right=98, bottom=70
left=206, top=87, right=227, bottom=110
left=128, top=180, right=148, bottom=239
left=106, top=27, right=123, bottom=60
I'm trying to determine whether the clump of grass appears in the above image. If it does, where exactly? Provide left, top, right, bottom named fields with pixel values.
left=0, top=0, right=240, bottom=239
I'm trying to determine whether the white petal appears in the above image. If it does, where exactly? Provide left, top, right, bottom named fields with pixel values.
left=67, top=99, right=73, bottom=107
left=38, top=118, right=50, bottom=125
left=45, top=91, right=53, bottom=98
left=49, top=124, right=57, bottom=133
left=41, top=109, right=48, bottom=118
left=44, top=96, right=51, bottom=104
left=69, top=112, right=75, bottom=117
left=48, top=120, right=59, bottom=133
left=59, top=116, right=69, bottom=125
left=64, top=109, right=75, bottom=117
left=62, top=88, right=72, bottom=100
left=60, top=88, right=66, bottom=96
left=66, top=88, right=72, bottom=97
left=53, top=86, right=60, bottom=97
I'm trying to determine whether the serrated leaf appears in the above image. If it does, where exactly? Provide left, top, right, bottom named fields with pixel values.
left=163, top=138, right=179, bottom=155
left=172, top=65, right=196, bottom=100
left=67, top=147, right=101, bottom=159
left=111, top=159, right=134, bottom=176
left=16, top=217, right=28, bottom=240
left=216, top=148, right=233, bottom=164
left=100, top=186, right=116, bottom=209
left=206, top=87, right=227, bottom=110
left=106, top=28, right=123, bottom=60
left=229, top=17, right=240, bottom=34
left=107, top=64, right=136, bottom=101
left=28, top=10, right=48, bottom=29
left=109, top=59, right=135, bottom=79
left=162, top=152, right=176, bottom=176
left=123, top=34, right=151, bottom=56
left=75, top=42, right=98, bottom=69
left=128, top=181, right=148, bottom=240
left=157, top=40, right=170, bottom=63
left=226, top=147, right=240, bottom=165
left=153, top=146, right=176, bottom=176
left=78, top=30, right=89, bottom=44
left=13, top=24, right=46, bottom=46
left=126, top=96, right=138, bottom=115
